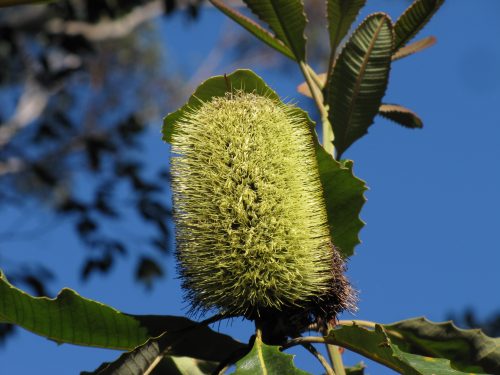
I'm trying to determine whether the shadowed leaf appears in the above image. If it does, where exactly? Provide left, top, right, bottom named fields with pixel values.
left=239, top=0, right=307, bottom=61
left=327, top=13, right=393, bottom=158
left=326, top=0, right=366, bottom=54
left=82, top=324, right=245, bottom=374
left=378, top=104, right=423, bottom=128
left=394, top=0, right=444, bottom=52
left=392, top=36, right=436, bottom=61
left=234, top=336, right=309, bottom=374
left=209, top=0, right=294, bottom=59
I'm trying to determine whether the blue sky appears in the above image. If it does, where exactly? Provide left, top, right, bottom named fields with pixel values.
left=1, top=1, right=499, bottom=374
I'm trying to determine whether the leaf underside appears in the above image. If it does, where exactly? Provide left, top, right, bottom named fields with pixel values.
left=326, top=0, right=367, bottom=54
left=378, top=104, right=423, bottom=128
left=392, top=35, right=436, bottom=61
left=241, top=0, right=307, bottom=61
left=394, top=0, right=444, bottom=52
left=209, top=0, right=294, bottom=59
left=327, top=13, right=394, bottom=158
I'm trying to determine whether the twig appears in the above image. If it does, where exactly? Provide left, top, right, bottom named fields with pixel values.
left=301, top=343, right=336, bottom=375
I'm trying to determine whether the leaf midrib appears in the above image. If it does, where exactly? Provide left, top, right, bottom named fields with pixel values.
left=269, top=0, right=304, bottom=61
left=341, top=16, right=386, bottom=147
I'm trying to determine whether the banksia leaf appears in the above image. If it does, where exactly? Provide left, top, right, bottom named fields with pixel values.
left=327, top=13, right=394, bottom=158
left=209, top=0, right=295, bottom=60
left=394, top=0, right=444, bottom=52
left=240, top=0, right=307, bottom=61
left=378, top=104, right=423, bottom=129
left=327, top=0, right=367, bottom=55
left=392, top=36, right=436, bottom=61
left=164, top=70, right=354, bottom=323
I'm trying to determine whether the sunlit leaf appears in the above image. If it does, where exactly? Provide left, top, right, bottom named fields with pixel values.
left=326, top=324, right=488, bottom=375
left=384, top=317, right=500, bottom=374
left=209, top=0, right=294, bottom=59
left=394, top=0, right=444, bottom=52
left=327, top=13, right=393, bottom=158
left=378, top=104, right=423, bottom=129
left=0, top=270, right=243, bottom=359
left=315, top=146, right=366, bottom=258
left=234, top=335, right=309, bottom=374
left=392, top=36, right=436, bottom=61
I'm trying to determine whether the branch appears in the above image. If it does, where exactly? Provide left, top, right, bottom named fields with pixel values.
left=0, top=77, right=50, bottom=148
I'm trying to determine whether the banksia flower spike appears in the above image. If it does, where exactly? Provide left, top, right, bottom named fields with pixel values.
left=170, top=89, right=353, bottom=325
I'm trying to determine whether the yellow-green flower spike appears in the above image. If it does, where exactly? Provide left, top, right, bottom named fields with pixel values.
left=171, top=91, right=348, bottom=318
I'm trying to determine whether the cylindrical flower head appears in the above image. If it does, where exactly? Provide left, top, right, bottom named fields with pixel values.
left=171, top=91, right=342, bottom=318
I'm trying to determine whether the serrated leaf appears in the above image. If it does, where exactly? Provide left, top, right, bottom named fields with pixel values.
left=234, top=335, right=310, bottom=374
left=394, top=0, right=444, bottom=52
left=327, top=13, right=393, bottom=158
left=384, top=317, right=500, bottom=374
left=241, top=0, right=307, bottom=61
left=209, top=0, right=294, bottom=59
left=326, top=325, right=487, bottom=375
left=82, top=356, right=217, bottom=375
left=0, top=0, right=54, bottom=7
left=392, top=36, right=436, bottom=61
left=83, top=326, right=241, bottom=375
left=327, top=0, right=366, bottom=54
left=345, top=362, right=366, bottom=374
left=315, top=146, right=366, bottom=258
left=0, top=270, right=244, bottom=360
left=164, top=69, right=367, bottom=258
left=378, top=104, right=423, bottom=129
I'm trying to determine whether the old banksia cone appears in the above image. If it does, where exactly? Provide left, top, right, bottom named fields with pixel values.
left=169, top=86, right=353, bottom=321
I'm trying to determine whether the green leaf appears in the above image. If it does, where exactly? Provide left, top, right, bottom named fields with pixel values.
left=315, top=146, right=367, bottom=258
left=234, top=335, right=309, bottom=374
left=384, top=317, right=500, bottom=374
left=394, top=0, right=444, bottom=52
left=83, top=326, right=242, bottom=375
left=82, top=356, right=217, bottom=375
left=392, top=36, right=436, bottom=61
left=378, top=104, right=423, bottom=129
left=327, top=13, right=393, bottom=158
left=345, top=362, right=366, bottom=374
left=241, top=0, right=307, bottom=61
left=326, top=0, right=366, bottom=54
left=164, top=69, right=367, bottom=258
left=326, top=325, right=487, bottom=375
left=0, top=270, right=244, bottom=359
left=209, top=0, right=294, bottom=59
left=0, top=0, right=54, bottom=7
